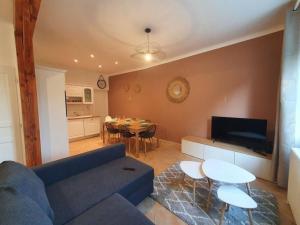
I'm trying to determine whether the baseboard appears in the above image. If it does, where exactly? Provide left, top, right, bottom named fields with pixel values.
left=69, top=134, right=100, bottom=142
left=159, top=138, right=181, bottom=148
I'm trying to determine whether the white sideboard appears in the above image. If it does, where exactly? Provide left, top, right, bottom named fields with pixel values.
left=182, top=136, right=272, bottom=181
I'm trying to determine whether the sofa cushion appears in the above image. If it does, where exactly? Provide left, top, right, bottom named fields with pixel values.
left=46, top=156, right=154, bottom=225
left=65, top=193, right=154, bottom=225
left=34, top=144, right=126, bottom=186
left=0, top=187, right=53, bottom=225
left=0, top=161, right=54, bottom=221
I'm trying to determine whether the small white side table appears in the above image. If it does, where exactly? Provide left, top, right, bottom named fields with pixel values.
left=179, top=161, right=206, bottom=205
left=202, top=159, right=256, bottom=208
left=217, top=185, right=257, bottom=225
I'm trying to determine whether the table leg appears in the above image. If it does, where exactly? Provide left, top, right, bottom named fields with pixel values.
left=193, top=180, right=196, bottom=206
left=182, top=173, right=186, bottom=184
left=102, top=124, right=105, bottom=144
left=246, top=183, right=251, bottom=196
left=248, top=209, right=254, bottom=225
left=219, top=203, right=227, bottom=225
left=206, top=178, right=213, bottom=210
left=135, top=132, right=139, bottom=157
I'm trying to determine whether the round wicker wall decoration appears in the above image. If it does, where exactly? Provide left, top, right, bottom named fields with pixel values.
left=166, top=77, right=190, bottom=103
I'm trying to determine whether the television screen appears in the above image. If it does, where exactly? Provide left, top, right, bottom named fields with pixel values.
left=211, top=116, right=268, bottom=151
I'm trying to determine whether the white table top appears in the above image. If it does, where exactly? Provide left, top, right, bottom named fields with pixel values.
left=217, top=185, right=257, bottom=209
left=202, top=159, right=256, bottom=184
left=179, top=161, right=205, bottom=180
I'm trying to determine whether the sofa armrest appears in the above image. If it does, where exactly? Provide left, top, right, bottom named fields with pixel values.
left=33, top=143, right=126, bottom=186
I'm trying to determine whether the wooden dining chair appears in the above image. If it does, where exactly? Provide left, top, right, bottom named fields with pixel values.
left=139, top=124, right=157, bottom=155
left=105, top=122, right=119, bottom=143
left=119, top=125, right=135, bottom=153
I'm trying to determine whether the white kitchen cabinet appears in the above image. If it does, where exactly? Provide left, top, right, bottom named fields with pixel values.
left=68, top=119, right=84, bottom=139
left=66, top=85, right=83, bottom=97
left=83, top=117, right=100, bottom=135
left=83, top=87, right=94, bottom=104
left=68, top=117, right=100, bottom=140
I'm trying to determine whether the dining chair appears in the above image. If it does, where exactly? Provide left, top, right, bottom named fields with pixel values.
left=105, top=115, right=113, bottom=122
left=119, top=125, right=135, bottom=153
left=105, top=122, right=119, bottom=143
left=139, top=124, right=157, bottom=155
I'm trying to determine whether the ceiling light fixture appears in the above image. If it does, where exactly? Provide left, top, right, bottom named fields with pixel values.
left=90, top=54, right=95, bottom=58
left=131, top=28, right=165, bottom=62
left=98, top=65, right=102, bottom=68
left=115, top=61, right=119, bottom=65
left=74, top=59, right=78, bottom=63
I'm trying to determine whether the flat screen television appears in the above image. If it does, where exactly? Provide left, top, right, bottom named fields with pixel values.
left=211, top=116, right=269, bottom=153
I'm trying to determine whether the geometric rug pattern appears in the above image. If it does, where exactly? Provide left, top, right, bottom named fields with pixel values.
left=151, top=163, right=279, bottom=225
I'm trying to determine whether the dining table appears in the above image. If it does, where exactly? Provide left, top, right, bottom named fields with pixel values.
left=102, top=118, right=156, bottom=157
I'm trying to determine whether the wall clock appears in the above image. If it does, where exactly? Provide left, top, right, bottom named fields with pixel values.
left=97, top=75, right=107, bottom=89
left=166, top=77, right=190, bottom=103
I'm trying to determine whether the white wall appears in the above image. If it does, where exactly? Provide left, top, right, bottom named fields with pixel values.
left=36, top=66, right=69, bottom=163
left=0, top=0, right=25, bottom=163
left=65, top=68, right=109, bottom=90
left=295, top=68, right=300, bottom=146
left=65, top=68, right=109, bottom=117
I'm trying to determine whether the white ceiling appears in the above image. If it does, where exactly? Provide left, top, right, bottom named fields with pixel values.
left=34, top=0, right=291, bottom=75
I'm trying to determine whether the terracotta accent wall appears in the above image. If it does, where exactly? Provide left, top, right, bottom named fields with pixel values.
left=108, top=32, right=283, bottom=143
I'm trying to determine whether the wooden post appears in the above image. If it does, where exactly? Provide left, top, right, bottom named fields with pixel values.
left=14, top=0, right=42, bottom=167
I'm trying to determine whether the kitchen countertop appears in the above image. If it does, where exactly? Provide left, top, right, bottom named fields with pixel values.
left=67, top=115, right=101, bottom=120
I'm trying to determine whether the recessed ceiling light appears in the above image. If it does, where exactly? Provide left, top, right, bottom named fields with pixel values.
left=115, top=61, right=119, bottom=65
left=98, top=65, right=102, bottom=68
left=90, top=54, right=95, bottom=58
left=74, top=59, right=78, bottom=63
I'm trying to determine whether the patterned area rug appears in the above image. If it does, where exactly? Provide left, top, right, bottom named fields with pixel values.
left=151, top=163, right=279, bottom=225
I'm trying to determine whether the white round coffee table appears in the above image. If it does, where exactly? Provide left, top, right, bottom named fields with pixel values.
left=179, top=161, right=206, bottom=205
left=217, top=185, right=257, bottom=225
left=202, top=159, right=256, bottom=208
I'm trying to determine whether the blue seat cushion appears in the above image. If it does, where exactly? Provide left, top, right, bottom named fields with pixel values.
left=65, top=194, right=154, bottom=225
left=46, top=156, right=154, bottom=225
left=0, top=161, right=54, bottom=221
left=0, top=187, right=53, bottom=225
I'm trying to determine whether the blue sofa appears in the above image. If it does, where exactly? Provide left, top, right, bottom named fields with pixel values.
left=0, top=143, right=154, bottom=225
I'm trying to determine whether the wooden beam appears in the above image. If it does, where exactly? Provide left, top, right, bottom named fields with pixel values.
left=14, top=0, right=42, bottom=167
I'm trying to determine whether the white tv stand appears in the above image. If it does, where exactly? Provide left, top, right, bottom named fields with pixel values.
left=181, top=136, right=272, bottom=181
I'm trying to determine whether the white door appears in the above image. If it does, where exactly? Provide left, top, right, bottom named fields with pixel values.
left=0, top=67, right=24, bottom=163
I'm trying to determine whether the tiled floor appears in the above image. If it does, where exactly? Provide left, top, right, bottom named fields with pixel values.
left=69, top=136, right=295, bottom=225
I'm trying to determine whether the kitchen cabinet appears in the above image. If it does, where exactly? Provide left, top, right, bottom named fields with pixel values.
left=65, top=85, right=94, bottom=104
left=83, top=87, right=94, bottom=104
left=68, top=119, right=84, bottom=139
left=83, top=117, right=100, bottom=135
left=68, top=117, right=100, bottom=140
left=66, top=85, right=83, bottom=97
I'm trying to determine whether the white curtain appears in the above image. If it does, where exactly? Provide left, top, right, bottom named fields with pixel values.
left=272, top=8, right=300, bottom=188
